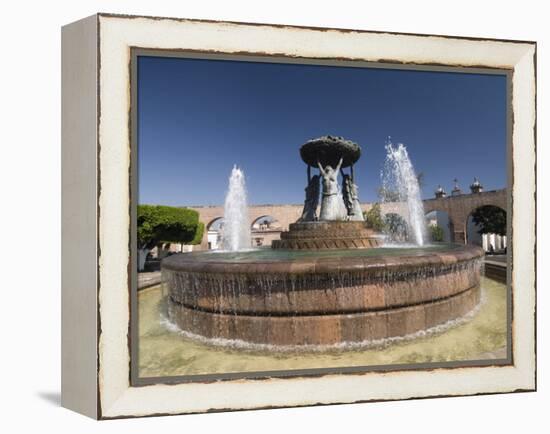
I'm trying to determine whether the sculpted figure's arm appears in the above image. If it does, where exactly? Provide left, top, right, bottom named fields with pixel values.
left=317, top=161, right=326, bottom=177
left=335, top=157, right=344, bottom=173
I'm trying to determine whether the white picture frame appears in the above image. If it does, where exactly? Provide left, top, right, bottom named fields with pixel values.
left=61, top=13, right=536, bottom=419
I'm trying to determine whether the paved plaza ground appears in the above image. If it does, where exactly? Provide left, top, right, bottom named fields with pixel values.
left=486, top=254, right=507, bottom=264
left=138, top=271, right=162, bottom=289
left=137, top=276, right=508, bottom=378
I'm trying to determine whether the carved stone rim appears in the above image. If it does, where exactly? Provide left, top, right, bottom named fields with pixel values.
left=161, top=244, right=484, bottom=275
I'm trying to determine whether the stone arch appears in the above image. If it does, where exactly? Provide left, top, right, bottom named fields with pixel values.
left=205, top=216, right=224, bottom=250
left=247, top=205, right=302, bottom=232
left=422, top=200, right=452, bottom=217
left=206, top=216, right=224, bottom=231
left=249, top=214, right=284, bottom=247
left=250, top=215, right=281, bottom=230
left=463, top=201, right=507, bottom=226
left=425, top=209, right=455, bottom=243
left=422, top=190, right=507, bottom=244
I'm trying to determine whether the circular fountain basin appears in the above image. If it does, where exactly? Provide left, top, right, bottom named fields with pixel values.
left=162, top=244, right=484, bottom=348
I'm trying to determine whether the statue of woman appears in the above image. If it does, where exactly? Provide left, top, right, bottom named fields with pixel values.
left=299, top=174, right=320, bottom=221
left=342, top=174, right=365, bottom=221
left=317, top=158, right=347, bottom=221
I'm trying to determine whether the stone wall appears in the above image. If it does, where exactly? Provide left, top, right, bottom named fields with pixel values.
left=251, top=229, right=283, bottom=247
left=423, top=189, right=507, bottom=243
left=189, top=204, right=302, bottom=249
left=188, top=188, right=507, bottom=248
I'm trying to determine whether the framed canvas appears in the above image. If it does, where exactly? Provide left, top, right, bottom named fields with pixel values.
left=61, top=13, right=536, bottom=419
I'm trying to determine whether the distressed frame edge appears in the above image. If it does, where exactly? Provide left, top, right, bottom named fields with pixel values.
left=91, top=14, right=536, bottom=419
left=95, top=11, right=537, bottom=46
left=61, top=13, right=100, bottom=419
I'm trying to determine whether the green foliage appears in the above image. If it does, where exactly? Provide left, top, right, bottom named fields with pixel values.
left=430, top=224, right=444, bottom=242
left=384, top=213, right=409, bottom=242
left=190, top=222, right=205, bottom=245
left=471, top=205, right=506, bottom=236
left=365, top=203, right=385, bottom=231
left=137, top=205, right=203, bottom=250
left=365, top=207, right=411, bottom=242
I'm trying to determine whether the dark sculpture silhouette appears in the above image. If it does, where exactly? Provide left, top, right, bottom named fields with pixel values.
left=299, top=174, right=320, bottom=222
left=342, top=173, right=364, bottom=221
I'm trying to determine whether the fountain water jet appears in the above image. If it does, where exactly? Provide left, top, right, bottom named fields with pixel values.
left=382, top=140, right=428, bottom=246
left=221, top=165, right=251, bottom=251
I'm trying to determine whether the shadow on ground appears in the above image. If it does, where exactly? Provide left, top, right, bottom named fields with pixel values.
left=37, top=391, right=61, bottom=406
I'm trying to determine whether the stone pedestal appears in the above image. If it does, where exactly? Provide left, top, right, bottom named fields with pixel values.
left=272, top=221, right=383, bottom=250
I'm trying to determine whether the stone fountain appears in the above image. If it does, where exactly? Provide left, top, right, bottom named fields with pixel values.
left=272, top=136, right=382, bottom=249
left=162, top=136, right=484, bottom=349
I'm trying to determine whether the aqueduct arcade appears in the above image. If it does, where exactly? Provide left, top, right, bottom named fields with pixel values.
left=188, top=188, right=507, bottom=250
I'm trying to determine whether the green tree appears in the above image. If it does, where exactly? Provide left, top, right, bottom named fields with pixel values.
left=430, top=224, right=444, bottom=242
left=471, top=206, right=506, bottom=236
left=137, top=205, right=203, bottom=270
left=189, top=222, right=205, bottom=246
left=384, top=213, right=409, bottom=242
left=365, top=203, right=385, bottom=231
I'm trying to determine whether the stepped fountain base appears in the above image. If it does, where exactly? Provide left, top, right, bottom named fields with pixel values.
left=272, top=221, right=383, bottom=250
left=162, top=244, right=484, bottom=348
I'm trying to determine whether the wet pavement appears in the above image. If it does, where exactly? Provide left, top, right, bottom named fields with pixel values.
left=137, top=276, right=508, bottom=378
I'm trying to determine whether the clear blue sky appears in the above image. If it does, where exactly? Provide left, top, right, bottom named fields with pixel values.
left=138, top=55, right=507, bottom=206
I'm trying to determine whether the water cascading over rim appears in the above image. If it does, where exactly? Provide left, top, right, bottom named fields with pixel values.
left=162, top=245, right=484, bottom=348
